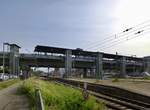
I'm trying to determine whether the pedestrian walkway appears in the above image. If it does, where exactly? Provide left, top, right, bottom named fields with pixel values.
left=0, top=83, right=29, bottom=110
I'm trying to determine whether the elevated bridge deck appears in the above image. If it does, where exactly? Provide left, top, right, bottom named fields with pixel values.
left=0, top=44, right=149, bottom=79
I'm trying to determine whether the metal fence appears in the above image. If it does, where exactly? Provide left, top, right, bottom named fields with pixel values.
left=35, top=89, right=45, bottom=110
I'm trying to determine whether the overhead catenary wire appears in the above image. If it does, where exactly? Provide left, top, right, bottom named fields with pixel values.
left=90, top=26, right=150, bottom=50
left=97, top=30, right=147, bottom=51
left=85, top=23, right=150, bottom=50
left=95, top=29, right=150, bottom=51
left=84, top=20, right=150, bottom=50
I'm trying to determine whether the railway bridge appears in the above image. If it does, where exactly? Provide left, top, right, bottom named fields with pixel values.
left=0, top=44, right=149, bottom=79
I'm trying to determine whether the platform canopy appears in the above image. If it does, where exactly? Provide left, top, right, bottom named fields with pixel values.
left=34, top=45, right=98, bottom=57
left=34, top=45, right=66, bottom=54
left=34, top=45, right=143, bottom=61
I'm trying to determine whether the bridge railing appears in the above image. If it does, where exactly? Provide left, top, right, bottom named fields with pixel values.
left=0, top=52, right=144, bottom=66
left=20, top=53, right=64, bottom=59
left=72, top=57, right=95, bottom=62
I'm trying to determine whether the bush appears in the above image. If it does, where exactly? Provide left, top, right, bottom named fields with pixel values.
left=0, top=79, right=19, bottom=90
left=19, top=78, right=106, bottom=110
left=112, top=78, right=119, bottom=82
left=143, top=76, right=150, bottom=80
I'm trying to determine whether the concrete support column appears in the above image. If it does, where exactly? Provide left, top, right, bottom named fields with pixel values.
left=89, top=68, right=93, bottom=77
left=144, top=59, right=150, bottom=73
left=96, top=53, right=103, bottom=79
left=22, top=65, right=30, bottom=79
left=48, top=67, right=50, bottom=74
left=83, top=68, right=88, bottom=78
left=65, top=49, right=72, bottom=78
left=120, top=56, right=126, bottom=76
left=16, top=56, right=20, bottom=75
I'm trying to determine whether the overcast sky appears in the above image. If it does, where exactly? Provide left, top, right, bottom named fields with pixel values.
left=0, top=0, right=150, bottom=57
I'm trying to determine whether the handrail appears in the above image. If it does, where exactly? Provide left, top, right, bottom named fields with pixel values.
left=35, top=89, right=45, bottom=110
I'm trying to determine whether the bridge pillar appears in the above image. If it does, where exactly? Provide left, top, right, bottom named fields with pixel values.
left=9, top=44, right=20, bottom=76
left=120, top=56, right=126, bottom=77
left=96, top=53, right=103, bottom=79
left=22, top=65, right=30, bottom=79
left=83, top=68, right=88, bottom=78
left=65, top=49, right=72, bottom=78
left=143, top=58, right=150, bottom=73
left=48, top=67, right=50, bottom=75
left=89, top=68, right=93, bottom=77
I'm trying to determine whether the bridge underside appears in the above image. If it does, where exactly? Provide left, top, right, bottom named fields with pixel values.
left=19, top=58, right=142, bottom=70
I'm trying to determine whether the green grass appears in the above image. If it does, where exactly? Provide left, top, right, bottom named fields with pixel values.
left=19, top=78, right=106, bottom=110
left=112, top=78, right=120, bottom=82
left=143, top=76, right=150, bottom=80
left=0, top=79, right=20, bottom=90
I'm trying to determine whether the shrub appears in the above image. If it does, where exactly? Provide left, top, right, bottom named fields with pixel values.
left=144, top=76, right=150, bottom=80
left=112, top=78, right=119, bottom=82
left=0, top=79, right=19, bottom=90
left=19, top=78, right=106, bottom=110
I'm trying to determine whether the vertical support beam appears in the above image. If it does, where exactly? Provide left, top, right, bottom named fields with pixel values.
left=83, top=68, right=87, bottom=78
left=121, top=56, right=126, bottom=76
left=89, top=68, right=93, bottom=78
left=16, top=55, right=20, bottom=75
left=3, top=43, right=5, bottom=75
left=143, top=58, right=150, bottom=73
left=22, top=65, right=30, bottom=79
left=65, top=49, right=72, bottom=78
left=48, top=67, right=50, bottom=75
left=146, top=61, right=150, bottom=73
left=115, top=56, right=119, bottom=73
left=96, top=52, right=103, bottom=79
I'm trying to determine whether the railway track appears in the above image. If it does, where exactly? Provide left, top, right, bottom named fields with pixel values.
left=50, top=78, right=150, bottom=110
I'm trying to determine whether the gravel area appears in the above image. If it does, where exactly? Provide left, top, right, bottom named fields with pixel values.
left=70, top=78, right=150, bottom=96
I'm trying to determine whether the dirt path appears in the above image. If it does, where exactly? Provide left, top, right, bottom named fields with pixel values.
left=0, top=83, right=29, bottom=110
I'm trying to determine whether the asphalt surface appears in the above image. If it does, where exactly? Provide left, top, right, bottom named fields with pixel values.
left=0, top=83, right=29, bottom=110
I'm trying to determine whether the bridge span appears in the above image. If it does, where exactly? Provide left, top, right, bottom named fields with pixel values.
left=0, top=44, right=150, bottom=79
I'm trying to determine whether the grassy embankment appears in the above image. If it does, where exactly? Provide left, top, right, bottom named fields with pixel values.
left=0, top=79, right=20, bottom=90
left=112, top=78, right=120, bottom=82
left=19, top=78, right=107, bottom=110
left=143, top=76, right=150, bottom=80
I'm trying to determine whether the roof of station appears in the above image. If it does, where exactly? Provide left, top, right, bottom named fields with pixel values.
left=34, top=45, right=98, bottom=56
left=9, top=44, right=21, bottom=48
left=34, top=45, right=143, bottom=61
left=4, top=43, right=21, bottom=48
